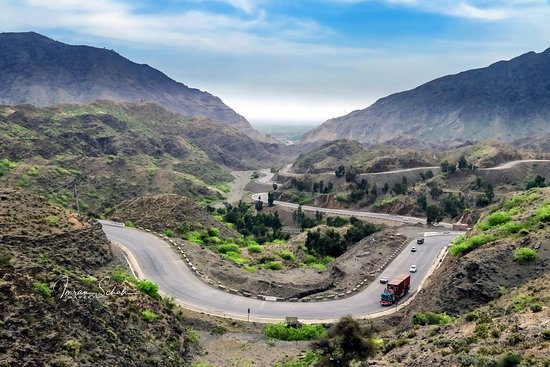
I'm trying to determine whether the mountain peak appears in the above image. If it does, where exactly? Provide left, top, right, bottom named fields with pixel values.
left=0, top=32, right=254, bottom=133
left=302, top=47, right=550, bottom=145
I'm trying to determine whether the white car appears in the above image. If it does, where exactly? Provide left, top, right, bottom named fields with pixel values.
left=410, top=265, right=417, bottom=273
left=411, top=247, right=417, bottom=252
left=379, top=276, right=389, bottom=284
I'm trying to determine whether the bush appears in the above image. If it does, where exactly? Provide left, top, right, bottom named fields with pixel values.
left=136, top=279, right=160, bottom=299
left=218, top=243, right=240, bottom=254
left=247, top=243, right=262, bottom=253
left=321, top=256, right=334, bottom=265
left=449, top=234, right=495, bottom=256
left=382, top=337, right=410, bottom=353
left=187, top=329, right=201, bottom=344
left=536, top=202, right=550, bottom=222
left=63, top=339, right=81, bottom=357
left=530, top=303, right=542, bottom=312
left=514, top=247, right=538, bottom=263
left=163, top=229, right=175, bottom=237
left=498, top=353, right=522, bottom=366
left=222, top=251, right=249, bottom=264
left=485, top=211, right=512, bottom=227
left=124, top=220, right=135, bottom=227
left=264, top=261, right=283, bottom=270
left=110, top=267, right=136, bottom=283
left=264, top=323, right=327, bottom=341
left=278, top=250, right=295, bottom=261
left=499, top=222, right=526, bottom=235
left=211, top=324, right=227, bottom=335
left=45, top=215, right=59, bottom=227
left=303, top=255, right=316, bottom=264
left=141, top=310, right=157, bottom=321
left=33, top=282, right=52, bottom=299
left=412, top=312, right=456, bottom=326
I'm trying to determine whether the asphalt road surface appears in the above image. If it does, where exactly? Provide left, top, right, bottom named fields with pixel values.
left=251, top=193, right=452, bottom=229
left=102, top=223, right=457, bottom=322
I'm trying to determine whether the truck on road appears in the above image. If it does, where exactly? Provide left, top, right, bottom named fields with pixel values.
left=380, top=274, right=411, bottom=306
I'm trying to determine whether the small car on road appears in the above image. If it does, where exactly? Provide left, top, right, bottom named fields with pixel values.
left=379, top=276, right=389, bottom=284
left=417, top=238, right=424, bottom=244
left=411, top=247, right=417, bottom=252
left=409, top=265, right=417, bottom=273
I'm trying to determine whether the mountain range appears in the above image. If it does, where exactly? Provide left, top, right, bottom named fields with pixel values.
left=0, top=32, right=262, bottom=138
left=302, top=47, right=550, bottom=146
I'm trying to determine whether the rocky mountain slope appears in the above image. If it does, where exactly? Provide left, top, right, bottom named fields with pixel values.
left=302, top=47, right=550, bottom=145
left=0, top=101, right=288, bottom=215
left=0, top=188, right=198, bottom=366
left=0, top=32, right=261, bottom=137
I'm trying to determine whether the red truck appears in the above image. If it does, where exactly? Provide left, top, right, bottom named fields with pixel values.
left=380, top=274, right=410, bottom=306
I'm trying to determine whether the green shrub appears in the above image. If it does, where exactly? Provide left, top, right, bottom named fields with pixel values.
left=33, top=282, right=52, bottom=299
left=303, top=255, right=316, bottom=264
left=136, top=279, right=160, bottom=299
left=243, top=265, right=257, bottom=273
left=222, top=251, right=249, bottom=264
left=218, top=243, right=240, bottom=254
left=449, top=234, right=495, bottom=256
left=186, top=231, right=204, bottom=244
left=207, top=227, right=219, bottom=237
left=278, top=250, right=295, bottom=261
left=210, top=324, right=227, bottom=335
left=264, top=323, right=326, bottom=341
left=514, top=247, right=538, bottom=263
left=486, top=211, right=512, bottom=227
left=264, top=261, right=283, bottom=270
left=536, top=202, right=550, bottom=222
left=530, top=303, right=542, bottom=312
left=321, top=256, right=334, bottom=265
left=512, top=295, right=538, bottom=312
left=382, top=337, right=410, bottom=353
left=110, top=267, right=136, bottom=283
left=81, top=276, right=97, bottom=287
left=45, top=215, right=59, bottom=227
left=124, top=220, right=135, bottom=227
left=141, top=310, right=157, bottom=321
left=498, top=353, right=522, bottom=366
left=274, top=351, right=321, bottom=367
left=505, top=192, right=539, bottom=209
left=187, top=329, right=201, bottom=344
left=541, top=330, right=550, bottom=340
left=163, top=229, right=175, bottom=237
left=63, top=339, right=81, bottom=357
left=26, top=166, right=39, bottom=177
left=247, top=243, right=262, bottom=253
left=499, top=222, right=527, bottom=235
left=412, top=312, right=456, bottom=326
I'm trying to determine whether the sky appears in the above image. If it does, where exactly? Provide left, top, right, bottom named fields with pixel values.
left=2, top=0, right=550, bottom=125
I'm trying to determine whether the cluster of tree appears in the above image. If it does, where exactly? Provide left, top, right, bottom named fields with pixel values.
left=305, top=217, right=378, bottom=257
left=441, top=155, right=475, bottom=175
left=419, top=170, right=434, bottom=181
left=290, top=178, right=334, bottom=194
left=292, top=205, right=324, bottom=229
left=391, top=176, right=409, bottom=195
left=526, top=175, right=546, bottom=190
left=218, top=202, right=287, bottom=243
left=473, top=176, right=494, bottom=207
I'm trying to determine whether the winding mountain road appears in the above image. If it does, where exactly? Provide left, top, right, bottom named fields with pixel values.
left=102, top=222, right=457, bottom=323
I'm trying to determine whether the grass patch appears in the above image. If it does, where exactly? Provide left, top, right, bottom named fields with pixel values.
left=163, top=229, right=175, bottom=237
left=264, top=323, right=327, bottom=341
left=274, top=351, right=321, bottom=367
left=222, top=251, right=249, bottom=265
left=504, top=192, right=540, bottom=209
left=499, top=222, right=527, bottom=235
left=243, top=265, right=257, bottom=273
left=33, top=282, right=52, bottom=299
left=449, top=234, right=495, bottom=256
left=514, top=248, right=538, bottom=263
left=0, top=158, right=17, bottom=176
left=477, top=211, right=511, bottom=230
left=109, top=267, right=136, bottom=283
